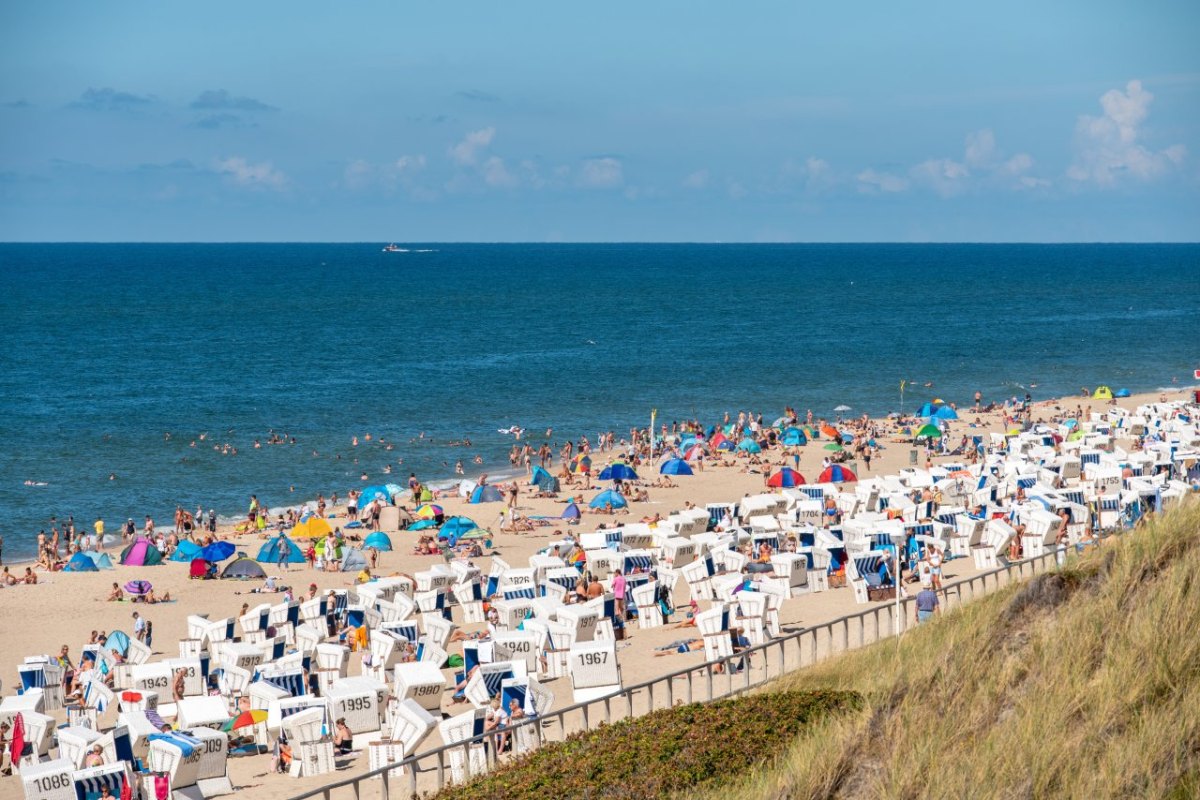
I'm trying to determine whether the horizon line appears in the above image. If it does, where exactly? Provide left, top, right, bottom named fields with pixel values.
left=2, top=240, right=1198, bottom=246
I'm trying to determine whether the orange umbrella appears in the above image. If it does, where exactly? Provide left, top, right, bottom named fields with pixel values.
left=820, top=424, right=840, bottom=440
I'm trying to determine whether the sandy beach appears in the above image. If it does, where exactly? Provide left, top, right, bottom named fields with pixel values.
left=1, top=386, right=1192, bottom=799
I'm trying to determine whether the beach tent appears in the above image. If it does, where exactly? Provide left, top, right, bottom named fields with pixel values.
left=221, top=557, right=266, bottom=580
left=683, top=444, right=707, bottom=461
left=589, top=489, right=628, bottom=510
left=818, top=465, right=857, bottom=483
left=291, top=515, right=333, bottom=539
left=530, top=466, right=560, bottom=493
left=599, top=462, right=638, bottom=481
left=780, top=428, right=807, bottom=446
left=358, top=485, right=393, bottom=508
left=659, top=458, right=693, bottom=476
left=199, top=541, right=236, bottom=562
left=120, top=537, right=163, bottom=567
left=712, top=434, right=734, bottom=451
left=915, top=424, right=943, bottom=439
left=340, top=548, right=369, bottom=573
left=561, top=502, right=581, bottom=520
left=169, top=541, right=203, bottom=563
left=64, top=552, right=99, bottom=572
left=84, top=551, right=115, bottom=569
left=736, top=438, right=762, bottom=453
left=1115, top=388, right=1131, bottom=398
left=363, top=532, right=393, bottom=551
left=1093, top=386, right=1113, bottom=400
left=255, top=535, right=306, bottom=565
left=470, top=485, right=503, bottom=504
left=916, top=402, right=942, bottom=417
left=934, top=406, right=959, bottom=420
left=102, top=631, right=131, bottom=657
left=440, top=516, right=478, bottom=540
left=767, top=468, right=806, bottom=488
left=408, top=519, right=439, bottom=531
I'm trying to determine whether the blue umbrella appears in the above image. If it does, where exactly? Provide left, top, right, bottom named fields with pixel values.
left=659, top=458, right=693, bottom=476
left=363, top=532, right=393, bottom=551
left=598, top=462, right=639, bottom=481
left=199, top=541, right=236, bottom=562
left=589, top=489, right=628, bottom=509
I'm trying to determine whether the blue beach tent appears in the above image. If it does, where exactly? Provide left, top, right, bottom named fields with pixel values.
left=589, top=489, right=628, bottom=510
left=170, top=541, right=203, bottom=563
left=363, top=532, right=393, bottom=551
left=256, top=535, right=306, bottom=564
left=659, top=458, right=693, bottom=476
left=64, top=552, right=99, bottom=572
left=470, top=485, right=503, bottom=504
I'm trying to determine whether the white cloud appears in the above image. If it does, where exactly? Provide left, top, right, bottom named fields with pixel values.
left=856, top=168, right=908, bottom=194
left=682, top=169, right=709, bottom=189
left=1067, top=80, right=1186, bottom=186
left=727, top=181, right=747, bottom=199
left=964, top=129, right=996, bottom=168
left=214, top=156, right=287, bottom=190
left=910, top=157, right=970, bottom=197
left=448, top=127, right=495, bottom=166
left=341, top=155, right=426, bottom=191
left=482, top=156, right=517, bottom=187
left=579, top=157, right=623, bottom=188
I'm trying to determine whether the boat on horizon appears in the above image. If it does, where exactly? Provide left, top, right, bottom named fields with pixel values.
left=382, top=243, right=408, bottom=252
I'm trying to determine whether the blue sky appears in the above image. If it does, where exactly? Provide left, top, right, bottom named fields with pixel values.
left=1, top=1, right=1197, bottom=241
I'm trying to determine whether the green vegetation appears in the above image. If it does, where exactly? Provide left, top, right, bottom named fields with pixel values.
left=430, top=690, right=862, bottom=800
left=704, top=501, right=1200, bottom=799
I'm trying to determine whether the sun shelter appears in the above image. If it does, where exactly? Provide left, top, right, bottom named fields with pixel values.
left=1093, top=386, right=1113, bottom=400
left=120, top=536, right=163, bottom=566
left=767, top=467, right=806, bottom=488
left=598, top=462, right=638, bottom=481
left=221, top=557, right=266, bottom=580
left=659, top=458, right=693, bottom=476
left=589, top=489, right=627, bottom=509
left=357, top=485, right=394, bottom=508
left=439, top=516, right=478, bottom=541
left=736, top=438, right=762, bottom=453
left=780, top=427, right=808, bottom=446
left=169, top=540, right=203, bottom=563
left=561, top=501, right=582, bottom=520
left=256, top=534, right=306, bottom=564
left=291, top=515, right=333, bottom=539
left=64, top=552, right=99, bottom=572
left=84, top=551, right=115, bottom=569
left=470, top=484, right=503, bottom=503
left=530, top=466, right=561, bottom=492
left=341, top=547, right=369, bottom=573
left=818, top=465, right=858, bottom=483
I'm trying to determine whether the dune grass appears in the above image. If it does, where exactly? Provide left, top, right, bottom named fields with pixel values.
left=429, top=689, right=862, bottom=800
left=702, top=500, right=1200, bottom=800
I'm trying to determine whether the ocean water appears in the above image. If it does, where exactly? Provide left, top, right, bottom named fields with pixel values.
left=1, top=243, right=1197, bottom=559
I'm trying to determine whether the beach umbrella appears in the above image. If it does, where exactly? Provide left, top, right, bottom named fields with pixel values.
left=221, top=557, right=266, bottom=580
left=659, top=458, right=693, bottom=476
left=588, top=489, right=628, bottom=509
left=934, top=406, right=958, bottom=420
left=683, top=444, right=707, bottom=461
left=736, top=438, right=762, bottom=453
left=570, top=454, right=592, bottom=474
left=256, top=535, right=306, bottom=564
left=291, top=516, right=333, bottom=539
left=780, top=427, right=807, bottom=446
left=469, top=485, right=503, bottom=503
left=169, top=541, right=202, bottom=563
left=363, top=532, right=393, bottom=551
left=767, top=467, right=806, bottom=488
left=915, top=424, right=942, bottom=439
left=415, top=503, right=445, bottom=519
left=840, top=433, right=855, bottom=444
left=823, top=442, right=844, bottom=452
left=833, top=405, right=852, bottom=412
left=64, top=552, right=99, bottom=572
left=599, top=462, right=639, bottom=481
left=561, top=501, right=581, bottom=520
left=440, top=516, right=478, bottom=539
left=221, top=709, right=268, bottom=732
left=357, top=485, right=393, bottom=508
left=818, top=465, right=857, bottom=483
left=199, top=541, right=236, bottom=562
left=124, top=580, right=153, bottom=597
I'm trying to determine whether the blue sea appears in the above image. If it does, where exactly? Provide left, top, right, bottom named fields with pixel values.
left=1, top=243, right=1197, bottom=560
